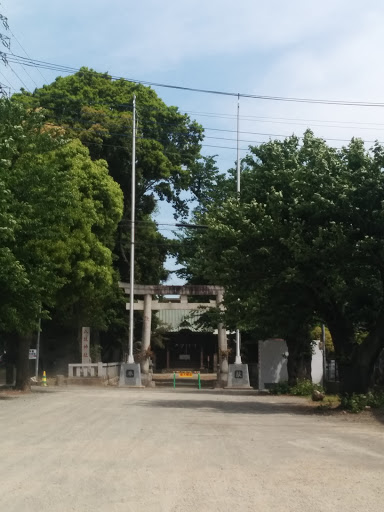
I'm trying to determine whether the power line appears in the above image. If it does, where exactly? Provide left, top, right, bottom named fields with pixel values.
left=7, top=27, right=48, bottom=84
left=0, top=9, right=32, bottom=92
left=9, top=84, right=384, bottom=136
left=5, top=52, right=384, bottom=108
left=7, top=62, right=30, bottom=92
left=54, top=118, right=384, bottom=147
left=182, top=110, right=384, bottom=127
left=8, top=47, right=38, bottom=89
left=0, top=68, right=13, bottom=90
left=184, top=110, right=384, bottom=131
left=39, top=108, right=384, bottom=147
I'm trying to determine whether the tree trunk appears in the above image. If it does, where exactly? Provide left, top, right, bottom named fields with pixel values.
left=328, top=313, right=384, bottom=394
left=338, top=361, right=372, bottom=394
left=285, top=336, right=312, bottom=386
left=4, top=337, right=17, bottom=386
left=15, top=333, right=32, bottom=391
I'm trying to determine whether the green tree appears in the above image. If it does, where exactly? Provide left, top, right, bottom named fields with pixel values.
left=0, top=100, right=123, bottom=389
left=13, top=69, right=205, bottom=284
left=178, top=130, right=384, bottom=393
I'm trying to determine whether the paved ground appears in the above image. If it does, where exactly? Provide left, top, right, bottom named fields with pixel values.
left=1, top=387, right=384, bottom=512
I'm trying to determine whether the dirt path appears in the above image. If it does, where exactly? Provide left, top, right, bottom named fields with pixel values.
left=1, top=387, right=383, bottom=512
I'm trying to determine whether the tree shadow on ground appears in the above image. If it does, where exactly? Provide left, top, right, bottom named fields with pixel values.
left=135, top=397, right=320, bottom=417
left=371, top=408, right=384, bottom=425
left=136, top=394, right=384, bottom=424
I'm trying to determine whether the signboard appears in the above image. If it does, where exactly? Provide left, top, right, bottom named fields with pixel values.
left=179, top=354, right=191, bottom=361
left=179, top=371, right=193, bottom=378
left=29, top=349, right=37, bottom=360
left=82, top=327, right=91, bottom=364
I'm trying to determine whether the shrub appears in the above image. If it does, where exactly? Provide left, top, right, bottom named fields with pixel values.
left=290, top=379, right=324, bottom=396
left=340, top=391, right=384, bottom=413
left=269, top=379, right=324, bottom=396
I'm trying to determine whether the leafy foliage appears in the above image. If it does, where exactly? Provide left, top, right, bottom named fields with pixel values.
left=311, top=325, right=334, bottom=354
left=269, top=379, right=323, bottom=396
left=340, top=391, right=384, bottom=413
left=0, top=99, right=123, bottom=334
left=178, top=130, right=384, bottom=391
left=13, top=69, right=206, bottom=285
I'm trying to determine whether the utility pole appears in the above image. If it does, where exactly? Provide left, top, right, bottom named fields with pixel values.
left=235, top=93, right=242, bottom=365
left=128, top=94, right=136, bottom=364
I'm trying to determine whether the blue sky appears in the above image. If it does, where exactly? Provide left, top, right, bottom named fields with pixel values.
left=2, top=0, right=384, bottom=282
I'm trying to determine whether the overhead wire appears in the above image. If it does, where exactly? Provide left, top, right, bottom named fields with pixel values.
left=0, top=13, right=32, bottom=92
left=0, top=67, right=15, bottom=91
left=7, top=47, right=384, bottom=259
left=7, top=63, right=30, bottom=92
left=6, top=26, right=48, bottom=84
left=5, top=52, right=384, bottom=108
left=15, top=93, right=384, bottom=140
left=181, top=109, right=384, bottom=127
left=7, top=43, right=38, bottom=89
left=46, top=100, right=384, bottom=129
left=38, top=107, right=384, bottom=148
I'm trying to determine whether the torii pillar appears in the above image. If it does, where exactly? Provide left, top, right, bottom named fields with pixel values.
left=217, top=289, right=229, bottom=387
left=141, top=293, right=152, bottom=386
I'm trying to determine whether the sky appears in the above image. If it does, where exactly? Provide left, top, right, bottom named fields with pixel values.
left=2, top=0, right=384, bottom=283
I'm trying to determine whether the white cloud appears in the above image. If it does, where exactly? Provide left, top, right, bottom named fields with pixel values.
left=4, top=0, right=384, bottom=157
left=2, top=0, right=356, bottom=71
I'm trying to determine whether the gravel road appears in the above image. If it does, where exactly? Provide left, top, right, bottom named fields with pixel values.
left=1, top=387, right=383, bottom=512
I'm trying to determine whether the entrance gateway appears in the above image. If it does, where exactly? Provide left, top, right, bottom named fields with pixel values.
left=118, top=283, right=250, bottom=388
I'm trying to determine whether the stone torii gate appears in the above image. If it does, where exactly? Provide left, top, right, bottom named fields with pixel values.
left=119, top=283, right=228, bottom=386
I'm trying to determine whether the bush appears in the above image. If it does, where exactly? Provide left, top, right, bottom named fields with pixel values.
left=290, top=379, right=324, bottom=396
left=340, top=391, right=384, bottom=413
left=269, top=379, right=324, bottom=396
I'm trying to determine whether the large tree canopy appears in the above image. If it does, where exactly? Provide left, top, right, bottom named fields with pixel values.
left=178, top=130, right=384, bottom=392
left=13, top=69, right=206, bottom=283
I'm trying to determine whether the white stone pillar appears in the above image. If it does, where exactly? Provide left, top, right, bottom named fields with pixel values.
left=141, top=294, right=152, bottom=381
left=216, top=291, right=228, bottom=387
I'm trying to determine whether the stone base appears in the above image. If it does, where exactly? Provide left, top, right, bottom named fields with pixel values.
left=56, top=375, right=66, bottom=386
left=119, top=363, right=142, bottom=387
left=214, top=371, right=228, bottom=388
left=141, top=372, right=156, bottom=387
left=227, top=364, right=251, bottom=388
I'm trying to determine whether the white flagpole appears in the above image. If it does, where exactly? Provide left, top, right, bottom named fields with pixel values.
left=128, top=95, right=136, bottom=364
